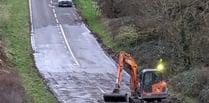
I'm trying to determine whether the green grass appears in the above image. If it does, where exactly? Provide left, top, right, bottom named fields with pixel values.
left=0, top=0, right=57, bottom=103
left=74, top=0, right=113, bottom=48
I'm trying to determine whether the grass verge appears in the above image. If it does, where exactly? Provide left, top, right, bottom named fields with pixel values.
left=74, top=0, right=113, bottom=48
left=0, top=0, right=57, bottom=103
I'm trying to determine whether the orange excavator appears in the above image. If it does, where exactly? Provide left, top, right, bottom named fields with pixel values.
left=103, top=51, right=168, bottom=103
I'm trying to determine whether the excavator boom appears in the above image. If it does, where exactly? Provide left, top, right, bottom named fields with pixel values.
left=103, top=51, right=139, bottom=102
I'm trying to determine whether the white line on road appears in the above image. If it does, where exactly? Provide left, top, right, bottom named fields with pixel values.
left=82, top=23, right=91, bottom=33
left=55, top=18, right=59, bottom=24
left=51, top=3, right=79, bottom=65
left=50, top=0, right=52, bottom=4
left=70, top=10, right=77, bottom=21
left=29, top=0, right=33, bottom=33
left=29, top=0, right=37, bottom=51
left=59, top=24, right=80, bottom=65
left=54, top=13, right=57, bottom=18
left=53, top=9, right=56, bottom=14
left=96, top=86, right=105, bottom=93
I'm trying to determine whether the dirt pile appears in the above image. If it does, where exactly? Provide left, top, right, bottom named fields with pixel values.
left=0, top=47, right=25, bottom=103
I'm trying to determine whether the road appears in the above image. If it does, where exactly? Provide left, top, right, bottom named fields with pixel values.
left=29, top=0, right=130, bottom=102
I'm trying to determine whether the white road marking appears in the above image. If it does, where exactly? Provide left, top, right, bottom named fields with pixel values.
left=96, top=86, right=105, bottom=93
left=54, top=13, right=57, bottom=18
left=70, top=10, right=77, bottom=20
left=50, top=0, right=52, bottom=4
left=49, top=0, right=79, bottom=65
left=53, top=9, right=56, bottom=13
left=82, top=23, right=91, bottom=33
left=29, top=0, right=37, bottom=51
left=48, top=4, right=55, bottom=8
left=55, top=18, right=59, bottom=24
left=29, top=0, right=33, bottom=33
left=59, top=24, right=80, bottom=65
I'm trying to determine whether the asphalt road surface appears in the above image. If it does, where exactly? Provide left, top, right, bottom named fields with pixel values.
left=29, top=0, right=130, bottom=103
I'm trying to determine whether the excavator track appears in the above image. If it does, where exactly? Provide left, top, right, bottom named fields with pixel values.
left=129, top=97, right=143, bottom=103
left=128, top=97, right=181, bottom=103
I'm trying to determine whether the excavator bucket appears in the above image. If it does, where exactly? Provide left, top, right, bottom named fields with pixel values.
left=103, top=93, right=128, bottom=102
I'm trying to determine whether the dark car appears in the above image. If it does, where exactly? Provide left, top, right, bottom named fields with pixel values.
left=58, top=0, right=72, bottom=7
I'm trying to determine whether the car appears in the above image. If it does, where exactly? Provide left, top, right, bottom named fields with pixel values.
left=58, top=0, right=72, bottom=7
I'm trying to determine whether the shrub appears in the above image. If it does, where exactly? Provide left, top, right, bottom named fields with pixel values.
left=114, top=25, right=138, bottom=50
left=170, top=68, right=209, bottom=102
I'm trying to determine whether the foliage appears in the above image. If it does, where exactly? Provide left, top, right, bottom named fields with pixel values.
left=96, top=0, right=209, bottom=102
left=170, top=68, right=209, bottom=102
left=113, top=25, right=161, bottom=68
left=97, top=0, right=209, bottom=72
left=114, top=25, right=138, bottom=50
left=199, top=86, right=209, bottom=103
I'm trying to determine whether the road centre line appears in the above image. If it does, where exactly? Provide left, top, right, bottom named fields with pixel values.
left=59, top=24, right=80, bottom=65
left=51, top=4, right=79, bottom=65
left=53, top=9, right=55, bottom=13
left=55, top=18, right=59, bottom=24
left=54, top=13, right=57, bottom=18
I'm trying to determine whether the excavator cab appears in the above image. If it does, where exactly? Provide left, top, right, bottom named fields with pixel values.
left=139, top=69, right=168, bottom=101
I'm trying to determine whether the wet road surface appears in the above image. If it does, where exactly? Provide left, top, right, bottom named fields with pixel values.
left=29, top=0, right=130, bottom=102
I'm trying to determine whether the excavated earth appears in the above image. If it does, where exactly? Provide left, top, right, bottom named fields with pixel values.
left=0, top=46, right=25, bottom=103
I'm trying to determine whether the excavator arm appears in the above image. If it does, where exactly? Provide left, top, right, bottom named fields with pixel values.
left=114, top=51, right=139, bottom=93
left=103, top=51, right=139, bottom=102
